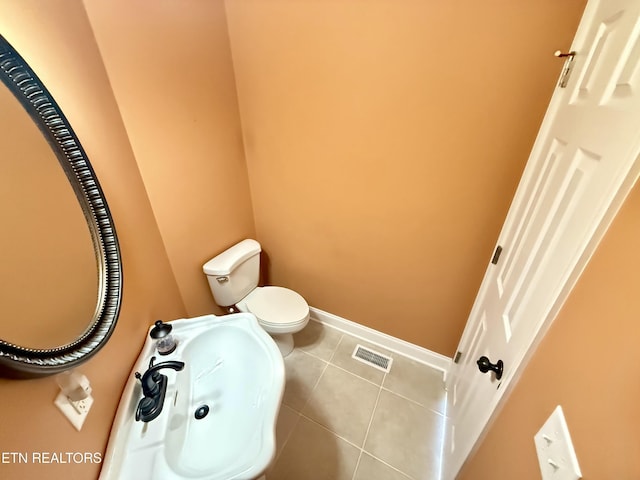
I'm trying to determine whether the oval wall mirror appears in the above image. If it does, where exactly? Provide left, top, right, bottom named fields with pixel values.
left=0, top=35, right=122, bottom=377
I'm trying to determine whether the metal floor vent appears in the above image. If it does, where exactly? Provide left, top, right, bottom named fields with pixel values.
left=351, top=345, right=393, bottom=373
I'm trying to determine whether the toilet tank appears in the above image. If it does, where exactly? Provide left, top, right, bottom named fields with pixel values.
left=203, top=239, right=261, bottom=307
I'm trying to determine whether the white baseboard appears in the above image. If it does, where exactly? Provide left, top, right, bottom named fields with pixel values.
left=309, top=306, right=452, bottom=376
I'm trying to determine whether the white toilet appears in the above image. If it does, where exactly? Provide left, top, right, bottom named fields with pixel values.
left=203, top=239, right=310, bottom=356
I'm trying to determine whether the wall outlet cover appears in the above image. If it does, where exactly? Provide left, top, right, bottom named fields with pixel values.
left=55, top=392, right=93, bottom=431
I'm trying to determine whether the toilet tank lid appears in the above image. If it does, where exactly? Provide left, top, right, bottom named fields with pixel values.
left=203, top=239, right=261, bottom=276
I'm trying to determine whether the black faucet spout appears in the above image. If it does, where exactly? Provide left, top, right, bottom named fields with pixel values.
left=139, top=359, right=185, bottom=397
left=135, top=357, right=185, bottom=422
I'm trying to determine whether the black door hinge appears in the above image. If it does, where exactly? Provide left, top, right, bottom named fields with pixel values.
left=491, top=245, right=503, bottom=265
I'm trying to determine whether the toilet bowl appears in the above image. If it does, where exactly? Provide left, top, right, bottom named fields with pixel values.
left=236, top=286, right=310, bottom=356
left=203, top=239, right=310, bottom=356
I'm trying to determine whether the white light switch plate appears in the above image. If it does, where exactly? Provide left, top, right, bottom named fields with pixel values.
left=534, top=405, right=582, bottom=480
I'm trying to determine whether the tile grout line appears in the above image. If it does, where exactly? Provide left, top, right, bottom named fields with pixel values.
left=351, top=375, right=385, bottom=480
left=301, top=345, right=447, bottom=418
left=353, top=370, right=417, bottom=480
left=298, top=358, right=330, bottom=413
left=283, top=327, right=445, bottom=479
left=268, top=412, right=300, bottom=473
left=327, top=332, right=344, bottom=364
left=329, top=360, right=385, bottom=387
left=363, top=453, right=417, bottom=480
left=351, top=451, right=364, bottom=480
left=379, top=385, right=448, bottom=418
left=300, top=338, right=388, bottom=388
left=437, top=390, right=449, bottom=480
left=294, top=331, right=344, bottom=413
left=271, top=336, right=342, bottom=475
left=298, top=336, right=345, bottom=365
left=282, top=393, right=437, bottom=479
left=294, top=409, right=414, bottom=480
left=297, top=412, right=363, bottom=451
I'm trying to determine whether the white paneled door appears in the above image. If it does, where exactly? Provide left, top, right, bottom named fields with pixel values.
left=444, top=0, right=640, bottom=477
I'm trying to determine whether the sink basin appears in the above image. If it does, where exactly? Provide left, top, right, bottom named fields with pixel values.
left=100, top=313, right=285, bottom=480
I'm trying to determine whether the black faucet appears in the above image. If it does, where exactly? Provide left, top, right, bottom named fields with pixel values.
left=134, top=356, right=185, bottom=422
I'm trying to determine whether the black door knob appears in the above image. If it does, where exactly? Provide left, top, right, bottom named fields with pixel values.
left=476, top=355, right=504, bottom=380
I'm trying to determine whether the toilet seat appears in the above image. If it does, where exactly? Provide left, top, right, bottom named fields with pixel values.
left=243, top=286, right=309, bottom=331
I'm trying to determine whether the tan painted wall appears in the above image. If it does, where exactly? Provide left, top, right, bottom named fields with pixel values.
left=458, top=180, right=640, bottom=479
left=83, top=0, right=256, bottom=318
left=0, top=1, right=185, bottom=479
left=225, top=0, right=587, bottom=355
left=0, top=0, right=600, bottom=477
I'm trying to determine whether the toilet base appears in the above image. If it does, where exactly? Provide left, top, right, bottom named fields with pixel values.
left=271, top=333, right=294, bottom=357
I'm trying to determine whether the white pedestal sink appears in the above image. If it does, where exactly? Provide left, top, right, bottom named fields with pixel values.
left=100, top=313, right=285, bottom=480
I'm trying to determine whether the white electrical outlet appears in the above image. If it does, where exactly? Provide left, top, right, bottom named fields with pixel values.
left=534, top=405, right=582, bottom=480
left=55, top=392, right=94, bottom=431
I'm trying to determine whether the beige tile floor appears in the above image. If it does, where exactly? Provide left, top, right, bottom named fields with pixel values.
left=265, top=319, right=447, bottom=480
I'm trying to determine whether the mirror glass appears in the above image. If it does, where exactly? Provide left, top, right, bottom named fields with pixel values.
left=0, top=84, right=99, bottom=349
left=0, top=35, right=122, bottom=377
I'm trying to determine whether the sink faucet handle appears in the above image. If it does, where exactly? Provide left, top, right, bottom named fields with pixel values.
left=135, top=370, right=159, bottom=386
left=134, top=357, right=159, bottom=384
left=134, top=371, right=146, bottom=393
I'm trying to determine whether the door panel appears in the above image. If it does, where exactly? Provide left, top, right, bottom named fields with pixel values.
left=444, top=1, right=640, bottom=477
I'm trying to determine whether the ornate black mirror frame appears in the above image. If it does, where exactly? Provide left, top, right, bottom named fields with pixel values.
left=0, top=35, right=122, bottom=377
